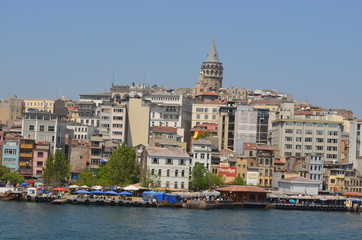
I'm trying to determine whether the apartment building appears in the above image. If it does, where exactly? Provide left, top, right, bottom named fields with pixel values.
left=18, top=139, right=35, bottom=178
left=2, top=140, right=20, bottom=172
left=218, top=103, right=269, bottom=154
left=144, top=147, right=190, bottom=190
left=191, top=100, right=225, bottom=127
left=144, top=93, right=192, bottom=145
left=0, top=97, right=23, bottom=127
left=22, top=112, right=67, bottom=153
left=271, top=119, right=343, bottom=163
left=191, top=140, right=212, bottom=171
left=349, top=120, right=362, bottom=175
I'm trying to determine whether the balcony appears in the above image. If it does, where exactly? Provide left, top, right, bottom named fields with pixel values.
left=20, top=153, right=32, bottom=158
left=20, top=144, right=33, bottom=149
left=19, top=161, right=32, bottom=167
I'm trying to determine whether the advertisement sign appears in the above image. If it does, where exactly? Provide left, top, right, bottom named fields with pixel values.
left=246, top=171, right=259, bottom=186
left=218, top=167, right=237, bottom=184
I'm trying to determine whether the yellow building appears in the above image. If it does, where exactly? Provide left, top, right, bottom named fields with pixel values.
left=24, top=99, right=55, bottom=113
left=126, top=98, right=150, bottom=147
left=192, top=100, right=225, bottom=128
left=0, top=97, right=23, bottom=126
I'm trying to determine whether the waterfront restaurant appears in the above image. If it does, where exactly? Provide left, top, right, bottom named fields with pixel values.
left=216, top=186, right=270, bottom=203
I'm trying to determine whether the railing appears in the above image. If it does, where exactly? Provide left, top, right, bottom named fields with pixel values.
left=243, top=200, right=270, bottom=205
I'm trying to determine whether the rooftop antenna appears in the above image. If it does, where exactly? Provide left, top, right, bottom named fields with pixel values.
left=112, top=70, right=115, bottom=86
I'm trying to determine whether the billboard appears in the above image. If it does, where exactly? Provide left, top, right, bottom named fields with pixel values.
left=218, top=167, right=237, bottom=184
left=246, top=171, right=259, bottom=186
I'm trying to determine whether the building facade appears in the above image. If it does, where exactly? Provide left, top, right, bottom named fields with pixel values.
left=145, top=147, right=190, bottom=190
left=271, top=119, right=343, bottom=163
left=22, top=112, right=67, bottom=154
left=0, top=97, right=23, bottom=127
left=2, top=140, right=20, bottom=172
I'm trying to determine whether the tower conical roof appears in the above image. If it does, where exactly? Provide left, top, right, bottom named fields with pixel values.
left=206, top=39, right=220, bottom=62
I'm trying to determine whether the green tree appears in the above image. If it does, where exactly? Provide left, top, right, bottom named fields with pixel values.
left=98, top=144, right=139, bottom=186
left=207, top=173, right=225, bottom=188
left=43, top=150, right=70, bottom=187
left=76, top=169, right=97, bottom=187
left=141, top=169, right=161, bottom=189
left=3, top=172, right=25, bottom=186
left=191, top=162, right=209, bottom=191
left=232, top=176, right=246, bottom=185
left=0, top=166, right=10, bottom=180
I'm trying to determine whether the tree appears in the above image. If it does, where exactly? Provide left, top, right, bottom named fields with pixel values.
left=76, top=169, right=97, bottom=187
left=141, top=169, right=161, bottom=189
left=232, top=176, right=246, bottom=185
left=2, top=172, right=25, bottom=186
left=43, top=150, right=70, bottom=187
left=191, top=162, right=209, bottom=191
left=207, top=173, right=225, bottom=189
left=0, top=166, right=10, bottom=180
left=97, top=144, right=139, bottom=186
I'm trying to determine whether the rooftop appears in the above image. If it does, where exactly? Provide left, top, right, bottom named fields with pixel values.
left=151, top=126, right=177, bottom=134
left=147, top=147, right=190, bottom=158
left=216, top=185, right=270, bottom=193
left=280, top=177, right=320, bottom=183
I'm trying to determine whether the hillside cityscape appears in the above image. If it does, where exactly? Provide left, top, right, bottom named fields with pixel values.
left=1, top=40, right=361, bottom=195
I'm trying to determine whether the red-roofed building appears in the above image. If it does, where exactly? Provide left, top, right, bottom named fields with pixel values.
left=216, top=185, right=270, bottom=205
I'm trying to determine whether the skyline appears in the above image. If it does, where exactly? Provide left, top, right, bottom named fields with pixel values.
left=1, top=1, right=361, bottom=117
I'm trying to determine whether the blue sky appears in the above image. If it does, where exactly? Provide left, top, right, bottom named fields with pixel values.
left=1, top=1, right=361, bottom=117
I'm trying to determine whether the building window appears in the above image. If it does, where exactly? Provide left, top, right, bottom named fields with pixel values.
left=113, top=116, right=123, bottom=120
left=179, top=159, right=185, bottom=165
left=29, top=125, right=35, bottom=131
left=305, top=145, right=312, bottom=150
left=48, top=126, right=55, bottom=132
left=285, top=129, right=293, bottom=134
left=158, top=169, right=162, bottom=175
left=166, top=158, right=172, bottom=165
left=174, top=182, right=178, bottom=189
left=3, top=158, right=16, bottom=165
left=39, top=125, right=45, bottom=131
left=167, top=169, right=170, bottom=177
left=37, top=161, right=43, bottom=167
left=166, top=181, right=170, bottom=188
left=152, top=158, right=159, bottom=164
left=181, top=170, right=185, bottom=177
left=316, top=130, right=324, bottom=135
left=305, top=130, right=313, bottom=135
left=4, top=149, right=17, bottom=155
left=151, top=169, right=155, bottom=175
left=175, top=170, right=178, bottom=177
left=181, top=182, right=185, bottom=188
left=37, top=152, right=44, bottom=158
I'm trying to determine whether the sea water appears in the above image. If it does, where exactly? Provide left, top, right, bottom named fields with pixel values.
left=0, top=201, right=361, bottom=240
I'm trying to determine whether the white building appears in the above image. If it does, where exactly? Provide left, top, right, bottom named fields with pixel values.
left=98, top=102, right=127, bottom=143
left=145, top=147, right=191, bottom=190
left=22, top=112, right=67, bottom=153
left=349, top=120, right=362, bottom=176
left=308, top=155, right=324, bottom=189
left=191, top=100, right=225, bottom=127
left=191, top=140, right=212, bottom=171
left=144, top=94, right=192, bottom=143
left=66, top=123, right=96, bottom=141
left=278, top=177, right=320, bottom=195
left=271, top=119, right=342, bottom=163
